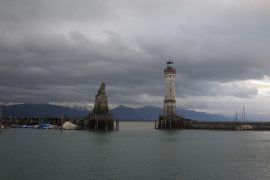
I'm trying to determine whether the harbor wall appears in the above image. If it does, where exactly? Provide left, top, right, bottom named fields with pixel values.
left=157, top=118, right=270, bottom=130
left=185, top=121, right=270, bottom=130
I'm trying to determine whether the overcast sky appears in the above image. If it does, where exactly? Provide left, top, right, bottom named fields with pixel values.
left=0, top=0, right=270, bottom=117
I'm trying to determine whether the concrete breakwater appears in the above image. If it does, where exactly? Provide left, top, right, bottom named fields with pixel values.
left=156, top=118, right=270, bottom=130
left=186, top=121, right=270, bottom=130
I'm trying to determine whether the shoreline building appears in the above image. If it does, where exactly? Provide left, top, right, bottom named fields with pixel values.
left=157, top=59, right=185, bottom=129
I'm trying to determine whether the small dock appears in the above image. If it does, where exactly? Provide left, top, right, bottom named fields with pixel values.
left=0, top=116, right=119, bottom=131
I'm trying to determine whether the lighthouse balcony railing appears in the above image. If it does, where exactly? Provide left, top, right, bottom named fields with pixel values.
left=164, top=68, right=176, bottom=74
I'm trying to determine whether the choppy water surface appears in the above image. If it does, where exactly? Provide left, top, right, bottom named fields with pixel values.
left=1, top=121, right=270, bottom=180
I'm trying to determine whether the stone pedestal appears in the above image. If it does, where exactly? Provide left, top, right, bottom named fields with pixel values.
left=157, top=115, right=185, bottom=129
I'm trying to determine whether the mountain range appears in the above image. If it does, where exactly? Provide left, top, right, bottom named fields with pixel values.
left=1, top=104, right=231, bottom=121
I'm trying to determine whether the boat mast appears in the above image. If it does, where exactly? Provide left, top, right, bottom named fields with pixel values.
left=61, top=114, right=63, bottom=133
left=242, top=104, right=246, bottom=121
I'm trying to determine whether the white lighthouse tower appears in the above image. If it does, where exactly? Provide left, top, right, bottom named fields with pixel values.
left=164, top=59, right=176, bottom=118
left=156, top=59, right=184, bottom=129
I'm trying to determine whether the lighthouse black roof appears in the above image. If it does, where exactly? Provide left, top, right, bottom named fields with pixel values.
left=166, top=56, right=173, bottom=65
left=164, top=57, right=175, bottom=74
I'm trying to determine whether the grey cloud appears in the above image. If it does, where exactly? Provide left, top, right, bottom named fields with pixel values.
left=176, top=78, right=258, bottom=98
left=0, top=0, right=270, bottom=115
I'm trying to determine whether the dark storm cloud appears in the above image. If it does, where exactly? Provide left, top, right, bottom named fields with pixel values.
left=0, top=0, right=269, bottom=113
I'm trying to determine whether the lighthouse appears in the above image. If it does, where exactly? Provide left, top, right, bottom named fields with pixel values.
left=156, top=58, right=184, bottom=129
left=164, top=59, right=176, bottom=118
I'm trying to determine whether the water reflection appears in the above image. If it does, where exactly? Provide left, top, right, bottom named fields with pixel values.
left=1, top=122, right=270, bottom=180
left=119, top=121, right=154, bottom=131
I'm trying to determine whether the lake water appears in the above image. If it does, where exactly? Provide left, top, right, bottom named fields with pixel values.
left=1, top=121, right=270, bottom=180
